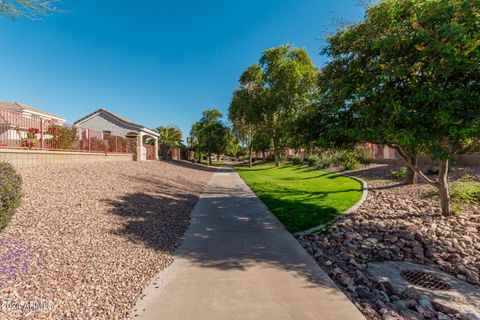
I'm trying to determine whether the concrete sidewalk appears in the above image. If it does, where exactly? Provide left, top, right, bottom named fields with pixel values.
left=132, top=170, right=365, bottom=320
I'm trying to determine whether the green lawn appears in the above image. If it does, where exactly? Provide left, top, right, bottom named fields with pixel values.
left=235, top=163, right=363, bottom=233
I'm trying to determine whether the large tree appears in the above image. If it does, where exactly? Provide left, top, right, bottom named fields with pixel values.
left=190, top=108, right=229, bottom=166
left=229, top=45, right=319, bottom=167
left=156, top=125, right=183, bottom=160
left=318, top=0, right=479, bottom=215
left=229, top=65, right=266, bottom=167
left=0, top=0, right=58, bottom=19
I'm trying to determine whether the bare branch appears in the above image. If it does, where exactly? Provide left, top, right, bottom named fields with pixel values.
left=0, top=0, right=60, bottom=19
left=355, top=0, right=373, bottom=9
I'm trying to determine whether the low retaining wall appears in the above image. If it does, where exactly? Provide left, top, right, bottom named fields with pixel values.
left=372, top=154, right=480, bottom=166
left=0, top=149, right=133, bottom=167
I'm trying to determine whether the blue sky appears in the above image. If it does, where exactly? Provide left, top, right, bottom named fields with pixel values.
left=0, top=0, right=365, bottom=137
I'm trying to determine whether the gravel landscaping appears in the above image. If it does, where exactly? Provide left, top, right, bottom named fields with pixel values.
left=0, top=161, right=213, bottom=319
left=299, top=164, right=480, bottom=320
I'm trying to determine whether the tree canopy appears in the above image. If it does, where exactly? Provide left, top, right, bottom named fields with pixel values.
left=229, top=65, right=266, bottom=167
left=157, top=125, right=183, bottom=159
left=314, top=0, right=479, bottom=215
left=190, top=108, right=230, bottom=166
left=228, top=45, right=319, bottom=167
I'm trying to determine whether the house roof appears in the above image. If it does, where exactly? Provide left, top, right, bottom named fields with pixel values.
left=0, top=102, right=66, bottom=121
left=74, top=108, right=159, bottom=137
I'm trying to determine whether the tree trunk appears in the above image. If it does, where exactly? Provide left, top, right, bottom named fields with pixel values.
left=394, top=145, right=452, bottom=216
left=248, top=144, right=253, bottom=168
left=164, top=146, right=170, bottom=161
left=272, top=126, right=281, bottom=167
left=273, top=138, right=280, bottom=167
left=405, top=156, right=417, bottom=185
left=438, top=159, right=450, bottom=216
left=394, top=146, right=417, bottom=185
left=208, top=152, right=212, bottom=166
left=261, top=151, right=265, bottom=161
left=274, top=152, right=281, bottom=167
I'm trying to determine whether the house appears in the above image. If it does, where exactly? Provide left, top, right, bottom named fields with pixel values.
left=74, top=109, right=159, bottom=161
left=359, top=143, right=397, bottom=160
left=0, top=102, right=67, bottom=148
left=0, top=102, right=66, bottom=123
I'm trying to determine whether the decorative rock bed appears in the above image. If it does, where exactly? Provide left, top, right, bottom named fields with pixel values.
left=0, top=161, right=213, bottom=319
left=299, top=164, right=480, bottom=320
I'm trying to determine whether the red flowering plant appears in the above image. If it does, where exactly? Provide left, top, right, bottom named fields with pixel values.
left=16, top=127, right=39, bottom=149
left=45, top=124, right=78, bottom=150
left=47, top=126, right=57, bottom=135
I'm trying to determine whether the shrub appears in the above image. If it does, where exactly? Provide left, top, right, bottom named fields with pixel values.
left=317, top=150, right=343, bottom=168
left=360, top=158, right=372, bottom=166
left=292, top=156, right=303, bottom=165
left=426, top=166, right=439, bottom=175
left=340, top=151, right=360, bottom=171
left=450, top=175, right=480, bottom=205
left=48, top=124, right=78, bottom=150
left=330, top=150, right=345, bottom=166
left=391, top=167, right=407, bottom=179
left=307, top=154, right=320, bottom=167
left=0, top=161, right=22, bottom=231
left=356, top=148, right=373, bottom=166
left=318, top=156, right=335, bottom=169
left=426, top=163, right=455, bottom=175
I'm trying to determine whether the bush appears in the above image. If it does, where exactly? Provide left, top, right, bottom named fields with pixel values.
left=330, top=150, right=345, bottom=166
left=0, top=161, right=22, bottom=231
left=426, top=163, right=455, bottom=175
left=340, top=151, right=360, bottom=171
left=307, top=154, right=320, bottom=167
left=356, top=148, right=373, bottom=166
left=450, top=175, right=480, bottom=205
left=48, top=124, right=78, bottom=150
left=318, top=156, right=335, bottom=169
left=292, top=156, right=303, bottom=165
left=316, top=150, right=343, bottom=169
left=391, top=167, right=407, bottom=179
left=426, top=166, right=439, bottom=175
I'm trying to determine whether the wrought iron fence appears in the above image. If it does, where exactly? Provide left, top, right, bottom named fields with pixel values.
left=0, top=109, right=133, bottom=153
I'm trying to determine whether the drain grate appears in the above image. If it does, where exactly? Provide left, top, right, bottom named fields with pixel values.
left=401, top=270, right=450, bottom=290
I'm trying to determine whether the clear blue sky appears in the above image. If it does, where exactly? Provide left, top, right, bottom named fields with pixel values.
left=0, top=0, right=365, bottom=137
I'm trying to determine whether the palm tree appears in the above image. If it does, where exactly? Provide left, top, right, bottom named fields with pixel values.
left=157, top=126, right=183, bottom=160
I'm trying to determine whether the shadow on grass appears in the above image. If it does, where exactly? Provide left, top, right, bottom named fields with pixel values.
left=251, top=184, right=362, bottom=198
left=278, top=171, right=332, bottom=181
left=258, top=194, right=341, bottom=233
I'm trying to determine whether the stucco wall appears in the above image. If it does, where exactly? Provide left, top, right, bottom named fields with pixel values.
left=0, top=149, right=133, bottom=168
left=372, top=155, right=480, bottom=166
left=78, top=112, right=140, bottom=136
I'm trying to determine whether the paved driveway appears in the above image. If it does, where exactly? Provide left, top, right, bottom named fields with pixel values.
left=132, top=169, right=365, bottom=320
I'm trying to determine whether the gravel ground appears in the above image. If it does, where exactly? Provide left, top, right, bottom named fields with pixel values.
left=0, top=161, right=213, bottom=319
left=300, top=164, right=480, bottom=320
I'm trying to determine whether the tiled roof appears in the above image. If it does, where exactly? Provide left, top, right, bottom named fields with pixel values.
left=0, top=102, right=65, bottom=120
left=74, top=108, right=158, bottom=136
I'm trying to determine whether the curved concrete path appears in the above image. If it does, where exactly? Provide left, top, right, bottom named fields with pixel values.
left=131, top=169, right=365, bottom=320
